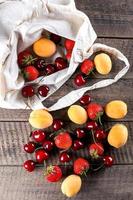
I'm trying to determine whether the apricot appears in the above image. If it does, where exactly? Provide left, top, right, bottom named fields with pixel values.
left=94, top=53, right=112, bottom=75
left=33, top=38, right=56, bottom=57
left=29, top=109, right=53, bottom=129
left=108, top=124, right=128, bottom=148
left=105, top=100, right=127, bottom=119
left=61, top=175, right=82, bottom=198
left=68, top=105, right=88, bottom=125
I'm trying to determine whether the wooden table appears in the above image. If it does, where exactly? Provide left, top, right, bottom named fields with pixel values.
left=0, top=0, right=133, bottom=199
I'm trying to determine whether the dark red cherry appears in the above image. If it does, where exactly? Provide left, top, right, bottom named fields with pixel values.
left=35, top=59, right=45, bottom=69
left=38, top=85, right=49, bottom=97
left=43, top=140, right=54, bottom=151
left=24, top=142, right=35, bottom=153
left=22, top=85, right=35, bottom=98
left=50, top=33, right=61, bottom=44
left=35, top=149, right=49, bottom=163
left=75, top=128, right=86, bottom=139
left=80, top=95, right=91, bottom=105
left=23, top=160, right=35, bottom=172
left=32, top=130, right=46, bottom=143
left=103, top=156, right=114, bottom=167
left=72, top=140, right=84, bottom=151
left=74, top=74, right=86, bottom=86
left=59, top=152, right=71, bottom=163
left=45, top=64, right=55, bottom=75
left=52, top=119, right=64, bottom=131
left=94, top=129, right=107, bottom=141
left=86, top=121, right=98, bottom=130
left=55, top=57, right=68, bottom=71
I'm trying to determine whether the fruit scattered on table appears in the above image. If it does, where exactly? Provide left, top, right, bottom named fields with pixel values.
left=74, top=74, right=86, bottom=86
left=87, top=103, right=104, bottom=123
left=54, top=132, right=72, bottom=150
left=61, top=175, right=82, bottom=197
left=38, top=85, right=50, bottom=97
left=94, top=53, right=112, bottom=75
left=52, top=119, right=64, bottom=131
left=80, top=94, right=91, bottom=105
left=107, top=123, right=128, bottom=148
left=24, top=142, right=35, bottom=153
left=45, top=165, right=62, bottom=182
left=59, top=152, right=71, bottom=163
left=89, top=143, right=104, bottom=158
left=105, top=100, right=127, bottom=119
left=23, top=160, right=36, bottom=172
left=73, top=158, right=90, bottom=175
left=103, top=155, right=114, bottom=167
left=35, top=149, right=49, bottom=163
left=68, top=105, right=87, bottom=124
left=32, top=130, right=46, bottom=143
left=80, top=59, right=94, bottom=75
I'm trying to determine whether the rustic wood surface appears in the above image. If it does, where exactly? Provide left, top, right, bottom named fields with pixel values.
left=0, top=0, right=133, bottom=200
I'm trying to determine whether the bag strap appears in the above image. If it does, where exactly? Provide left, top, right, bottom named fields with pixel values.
left=46, top=0, right=76, bottom=10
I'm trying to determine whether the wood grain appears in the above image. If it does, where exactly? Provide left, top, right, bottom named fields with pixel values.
left=0, top=121, right=132, bottom=165
left=76, top=0, right=133, bottom=38
left=0, top=165, right=133, bottom=200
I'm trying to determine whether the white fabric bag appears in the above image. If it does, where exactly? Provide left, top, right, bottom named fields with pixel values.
left=0, top=0, right=130, bottom=111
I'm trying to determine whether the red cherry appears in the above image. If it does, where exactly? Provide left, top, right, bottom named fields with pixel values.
left=22, top=85, right=35, bottom=98
left=52, top=119, right=64, bottom=131
left=80, top=95, right=91, bottom=105
left=80, top=59, right=94, bottom=75
left=55, top=57, right=68, bottom=71
left=38, top=85, right=49, bottom=97
left=43, top=140, right=54, bottom=151
left=86, top=121, right=98, bottom=130
left=24, top=142, right=35, bottom=153
left=59, top=152, right=71, bottom=163
left=72, top=140, right=84, bottom=151
left=32, top=130, right=46, bottom=143
left=50, top=33, right=61, bottom=44
left=74, top=74, right=86, bottom=86
left=35, top=149, right=49, bottom=163
left=65, top=39, right=75, bottom=51
left=95, top=129, right=107, bottom=141
left=45, top=64, right=55, bottom=75
left=103, top=156, right=114, bottom=167
left=23, top=160, right=35, bottom=172
left=75, top=128, right=86, bottom=139
left=35, top=59, right=45, bottom=69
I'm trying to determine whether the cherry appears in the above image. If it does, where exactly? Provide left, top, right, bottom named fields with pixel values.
left=32, top=130, right=46, bottom=143
left=80, top=95, right=91, bottom=105
left=52, top=119, right=64, bottom=131
left=103, top=155, right=114, bottom=167
left=72, top=140, right=84, bottom=151
left=95, top=129, right=107, bottom=141
left=45, top=64, right=55, bottom=75
left=74, top=74, right=86, bottom=86
left=21, top=85, right=35, bottom=98
left=59, top=152, right=71, bottom=163
left=75, top=128, right=86, bottom=139
left=43, top=140, right=54, bottom=151
left=23, top=160, right=35, bottom=172
left=86, top=121, right=98, bottom=130
left=35, top=149, right=49, bottom=163
left=24, top=142, right=35, bottom=153
left=50, top=33, right=61, bottom=44
left=55, top=57, right=68, bottom=71
left=38, top=85, right=49, bottom=97
left=35, top=59, right=45, bottom=69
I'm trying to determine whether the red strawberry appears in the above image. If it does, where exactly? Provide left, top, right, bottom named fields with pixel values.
left=87, top=103, right=104, bottom=123
left=65, top=39, right=75, bottom=51
left=18, top=50, right=37, bottom=68
left=65, top=51, right=72, bottom=61
left=80, top=59, right=94, bottom=75
left=89, top=143, right=104, bottom=158
left=45, top=165, right=62, bottom=182
left=23, top=66, right=39, bottom=81
left=74, top=158, right=90, bottom=175
left=54, top=132, right=72, bottom=150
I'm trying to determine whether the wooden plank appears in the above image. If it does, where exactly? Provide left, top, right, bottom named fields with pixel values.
left=0, top=121, right=132, bottom=165
left=0, top=165, right=133, bottom=200
left=76, top=0, right=133, bottom=38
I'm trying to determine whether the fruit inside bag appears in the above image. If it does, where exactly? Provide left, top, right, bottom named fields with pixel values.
left=0, top=0, right=130, bottom=110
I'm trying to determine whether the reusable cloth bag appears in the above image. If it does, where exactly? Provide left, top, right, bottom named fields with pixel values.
left=0, top=0, right=130, bottom=111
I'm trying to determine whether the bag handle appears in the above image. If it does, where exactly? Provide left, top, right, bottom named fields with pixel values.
left=36, top=43, right=129, bottom=111
left=46, top=0, right=76, bottom=10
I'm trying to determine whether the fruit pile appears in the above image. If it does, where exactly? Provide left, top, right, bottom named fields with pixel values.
left=18, top=32, right=75, bottom=98
left=23, top=95, right=128, bottom=197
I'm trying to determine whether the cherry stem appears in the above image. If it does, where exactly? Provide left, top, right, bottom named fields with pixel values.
left=92, top=163, right=105, bottom=172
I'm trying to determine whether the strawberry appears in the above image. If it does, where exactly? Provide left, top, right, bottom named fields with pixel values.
left=74, top=158, right=90, bottom=175
left=45, top=165, right=62, bottom=182
left=87, top=103, right=104, bottom=124
left=89, top=143, right=104, bottom=158
left=80, top=59, right=95, bottom=75
left=18, top=50, right=37, bottom=68
left=54, top=132, right=72, bottom=150
left=23, top=66, right=39, bottom=81
left=65, top=39, right=75, bottom=51
left=65, top=51, right=72, bottom=61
